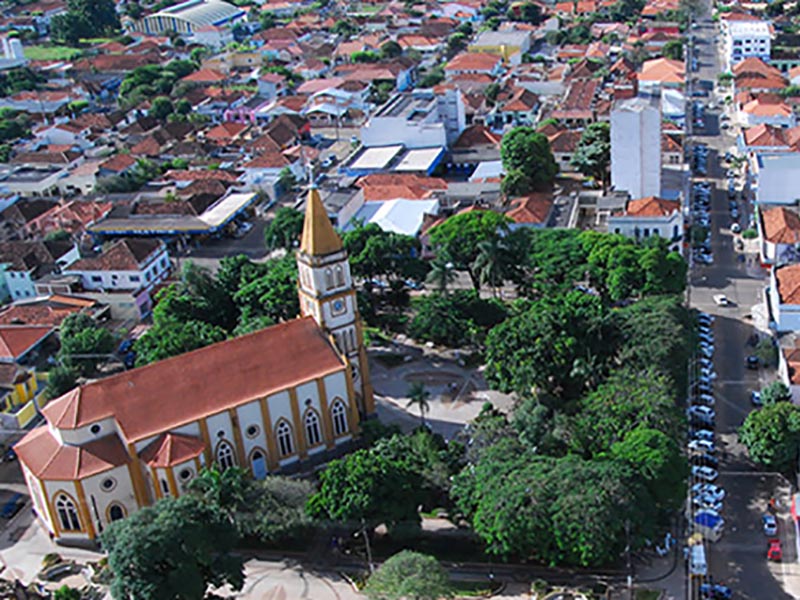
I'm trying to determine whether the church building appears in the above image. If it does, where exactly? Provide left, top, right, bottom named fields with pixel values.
left=14, top=187, right=374, bottom=545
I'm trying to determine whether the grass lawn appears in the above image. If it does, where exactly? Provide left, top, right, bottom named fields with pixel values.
left=634, top=590, right=661, bottom=600
left=23, top=45, right=82, bottom=61
left=451, top=580, right=501, bottom=598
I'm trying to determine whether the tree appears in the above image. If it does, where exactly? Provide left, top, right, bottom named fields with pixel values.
left=50, top=13, right=86, bottom=45
left=755, top=338, right=778, bottom=368
left=233, top=254, right=299, bottom=323
left=570, top=122, right=611, bottom=191
left=406, top=382, right=430, bottom=426
left=424, top=254, right=456, bottom=295
left=150, top=96, right=174, bottom=121
left=134, top=318, right=227, bottom=366
left=53, top=587, right=80, bottom=600
left=45, top=364, right=78, bottom=400
left=259, top=10, right=276, bottom=30
left=307, top=448, right=424, bottom=531
left=508, top=2, right=542, bottom=23
left=446, top=32, right=468, bottom=55
left=332, top=19, right=357, bottom=37
left=264, top=207, right=304, bottom=250
left=485, top=82, right=501, bottom=105
left=761, top=381, right=792, bottom=405
left=343, top=223, right=426, bottom=286
left=364, top=551, right=453, bottom=600
left=472, top=236, right=513, bottom=294
left=51, top=0, right=120, bottom=45
left=101, top=495, right=244, bottom=600
left=500, top=126, right=558, bottom=194
left=352, top=50, right=381, bottom=63
left=662, top=39, right=684, bottom=61
left=739, top=401, right=800, bottom=473
left=408, top=291, right=507, bottom=348
left=427, top=210, right=512, bottom=290
left=380, top=40, right=403, bottom=59
left=58, top=313, right=115, bottom=375
left=278, top=167, right=297, bottom=192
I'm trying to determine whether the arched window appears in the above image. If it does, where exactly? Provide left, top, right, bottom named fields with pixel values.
left=276, top=421, right=294, bottom=457
left=304, top=409, right=322, bottom=447
left=335, top=265, right=345, bottom=287
left=251, top=449, right=267, bottom=480
left=331, top=400, right=349, bottom=437
left=55, top=494, right=81, bottom=531
left=216, top=441, right=236, bottom=470
left=324, top=268, right=334, bottom=289
left=108, top=504, right=125, bottom=522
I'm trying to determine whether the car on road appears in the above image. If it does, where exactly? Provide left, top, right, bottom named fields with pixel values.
left=731, top=223, right=741, bottom=233
left=763, top=514, right=778, bottom=536
left=692, top=482, right=725, bottom=501
left=713, top=294, right=730, bottom=306
left=699, top=583, right=732, bottom=600
left=693, top=494, right=723, bottom=512
left=768, top=539, right=782, bottom=561
left=746, top=355, right=760, bottom=369
left=0, top=492, right=22, bottom=519
left=751, top=391, right=763, bottom=406
left=692, top=465, right=719, bottom=482
left=689, top=439, right=716, bottom=454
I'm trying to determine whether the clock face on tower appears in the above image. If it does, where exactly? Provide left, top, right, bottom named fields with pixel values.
left=332, top=298, right=346, bottom=316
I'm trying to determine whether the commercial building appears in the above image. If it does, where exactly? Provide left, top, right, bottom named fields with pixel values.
left=126, top=0, right=245, bottom=37
left=611, top=97, right=662, bottom=199
left=723, top=20, right=772, bottom=71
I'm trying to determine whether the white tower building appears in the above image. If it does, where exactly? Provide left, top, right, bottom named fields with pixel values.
left=611, top=97, right=662, bottom=199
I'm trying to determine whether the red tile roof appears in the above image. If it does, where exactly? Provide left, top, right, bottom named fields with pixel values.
left=40, top=317, right=345, bottom=441
left=775, top=263, right=800, bottom=305
left=67, top=239, right=163, bottom=272
left=762, top=207, right=800, bottom=244
left=0, top=325, right=53, bottom=361
left=445, top=52, right=502, bottom=72
left=626, top=196, right=680, bottom=217
left=181, top=68, right=227, bottom=83
left=139, top=432, right=205, bottom=468
left=507, top=194, right=553, bottom=224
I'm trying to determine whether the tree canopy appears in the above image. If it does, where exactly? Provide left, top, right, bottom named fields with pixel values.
left=51, top=0, right=120, bottom=45
left=364, top=551, right=453, bottom=600
left=264, top=207, right=304, bottom=250
left=740, top=402, right=800, bottom=473
left=570, top=122, right=611, bottom=189
left=500, top=126, right=559, bottom=196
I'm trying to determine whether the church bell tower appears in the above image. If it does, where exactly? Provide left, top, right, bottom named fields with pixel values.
left=296, top=185, right=374, bottom=417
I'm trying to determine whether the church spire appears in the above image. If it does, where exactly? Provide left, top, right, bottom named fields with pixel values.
left=300, top=185, right=342, bottom=256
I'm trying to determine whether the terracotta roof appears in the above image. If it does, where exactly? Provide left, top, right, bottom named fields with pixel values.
left=0, top=301, right=85, bottom=327
left=139, top=432, right=205, bottom=468
left=626, top=196, right=680, bottom=217
left=40, top=317, right=344, bottom=441
left=742, top=98, right=792, bottom=117
left=162, top=169, right=239, bottom=183
left=762, top=207, right=800, bottom=244
left=499, top=88, right=538, bottom=112
left=205, top=121, right=249, bottom=141
left=243, top=152, right=293, bottom=169
left=548, top=129, right=582, bottom=153
left=775, top=263, right=800, bottom=305
left=15, top=427, right=131, bottom=480
left=507, top=194, right=553, bottom=224
left=743, top=123, right=789, bottom=147
left=181, top=68, right=227, bottom=83
left=783, top=346, right=800, bottom=384
left=445, top=52, right=501, bottom=72
left=662, top=133, right=682, bottom=153
left=67, top=239, right=164, bottom=273
left=453, top=124, right=502, bottom=148
left=300, top=187, right=342, bottom=256
left=638, top=57, right=685, bottom=83
left=99, top=153, right=137, bottom=173
left=0, top=325, right=52, bottom=361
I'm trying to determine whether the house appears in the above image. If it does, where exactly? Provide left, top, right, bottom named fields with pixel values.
left=769, top=263, right=800, bottom=331
left=740, top=96, right=796, bottom=128
left=494, top=88, right=539, bottom=128
left=63, top=239, right=170, bottom=294
left=506, top=194, right=554, bottom=229
left=778, top=343, right=800, bottom=403
left=34, top=123, right=92, bottom=149
left=14, top=186, right=374, bottom=545
left=548, top=129, right=583, bottom=172
left=637, top=58, right=685, bottom=96
left=469, top=30, right=531, bottom=62
left=0, top=166, right=71, bottom=198
left=662, top=133, right=683, bottom=165
left=0, top=241, right=79, bottom=302
left=0, top=363, right=46, bottom=429
left=738, top=123, right=793, bottom=154
left=607, top=196, right=683, bottom=244
left=759, top=206, right=800, bottom=264
left=444, top=52, right=504, bottom=77
left=450, top=124, right=502, bottom=169
left=723, top=20, right=772, bottom=71
left=239, top=152, right=305, bottom=196
left=753, top=153, right=800, bottom=205
left=0, top=294, right=106, bottom=327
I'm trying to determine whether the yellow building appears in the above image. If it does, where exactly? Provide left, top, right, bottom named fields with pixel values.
left=14, top=187, right=374, bottom=545
left=0, top=365, right=44, bottom=428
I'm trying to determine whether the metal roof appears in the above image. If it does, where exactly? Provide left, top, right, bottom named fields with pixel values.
left=151, top=0, right=244, bottom=27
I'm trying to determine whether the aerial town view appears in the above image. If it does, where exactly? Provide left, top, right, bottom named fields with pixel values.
left=0, top=0, right=797, bottom=597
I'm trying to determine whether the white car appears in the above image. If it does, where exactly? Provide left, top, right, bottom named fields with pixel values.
left=713, top=294, right=730, bottom=306
left=763, top=514, right=778, bottom=536
left=694, top=394, right=715, bottom=406
left=693, top=494, right=723, bottom=512
left=692, top=465, right=719, bottom=482
left=689, top=439, right=716, bottom=454
left=692, top=482, right=725, bottom=501
left=691, top=429, right=714, bottom=442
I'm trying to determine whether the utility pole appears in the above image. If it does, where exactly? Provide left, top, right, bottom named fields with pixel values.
left=360, top=519, right=374, bottom=573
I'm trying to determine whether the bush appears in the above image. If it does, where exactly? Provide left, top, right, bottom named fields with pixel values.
left=742, top=228, right=758, bottom=239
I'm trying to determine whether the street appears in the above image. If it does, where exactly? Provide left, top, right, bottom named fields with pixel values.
left=688, top=13, right=800, bottom=599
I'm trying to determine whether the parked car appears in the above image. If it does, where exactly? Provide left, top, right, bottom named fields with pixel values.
left=689, top=439, right=716, bottom=454
left=731, top=223, right=741, bottom=233
left=0, top=493, right=22, bottom=519
left=692, top=453, right=719, bottom=469
left=691, top=429, right=714, bottom=442
left=692, top=482, right=725, bottom=501
left=713, top=294, right=730, bottom=306
left=693, top=493, right=723, bottom=512
left=692, top=465, right=719, bottom=482
left=751, top=391, right=763, bottom=406
left=768, top=539, right=783, bottom=561
left=763, top=514, right=778, bottom=536
left=699, top=583, right=732, bottom=600
left=746, top=355, right=760, bottom=369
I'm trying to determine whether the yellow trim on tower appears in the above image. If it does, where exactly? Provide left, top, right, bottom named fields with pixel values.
left=194, top=457, right=201, bottom=472
left=344, top=361, right=360, bottom=434
left=258, top=397, right=280, bottom=471
left=166, top=468, right=179, bottom=497
left=198, top=419, right=213, bottom=466
left=39, top=478, right=61, bottom=538
left=288, top=387, right=308, bottom=458
left=228, top=408, right=247, bottom=471
left=151, top=468, right=163, bottom=500
left=74, top=480, right=96, bottom=540
left=315, top=377, right=335, bottom=449
left=126, top=443, right=150, bottom=507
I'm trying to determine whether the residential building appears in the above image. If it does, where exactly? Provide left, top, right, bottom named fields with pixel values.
left=723, top=20, right=772, bottom=71
left=14, top=186, right=374, bottom=545
left=637, top=57, right=684, bottom=96
left=444, top=52, right=504, bottom=77
left=611, top=97, right=662, bottom=198
left=468, top=30, right=531, bottom=62
left=0, top=364, right=46, bottom=429
left=63, top=239, right=170, bottom=294
left=752, top=153, right=800, bottom=204
left=778, top=343, right=800, bottom=403
left=607, top=196, right=682, bottom=243
left=506, top=194, right=554, bottom=229
left=760, top=206, right=800, bottom=264
left=0, top=241, right=79, bottom=301
left=769, top=263, right=800, bottom=331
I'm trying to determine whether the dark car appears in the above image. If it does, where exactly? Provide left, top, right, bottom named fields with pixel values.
left=746, top=355, right=760, bottom=369
left=699, top=583, right=732, bottom=600
left=0, top=493, right=23, bottom=519
left=692, top=454, right=720, bottom=469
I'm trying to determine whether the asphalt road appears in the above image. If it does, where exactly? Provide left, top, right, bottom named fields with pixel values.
left=688, top=15, right=799, bottom=600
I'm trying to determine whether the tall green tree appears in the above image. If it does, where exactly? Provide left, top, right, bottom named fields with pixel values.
left=364, top=551, right=453, bottom=600
left=101, top=495, right=244, bottom=600
left=264, top=207, right=304, bottom=250
left=58, top=313, right=115, bottom=375
left=570, top=122, right=611, bottom=191
left=233, top=254, right=299, bottom=323
left=406, top=382, right=431, bottom=427
left=739, top=401, right=800, bottom=473
left=51, top=0, right=120, bottom=45
left=472, top=236, right=514, bottom=295
left=424, top=254, right=457, bottom=295
left=500, top=126, right=559, bottom=195
left=761, top=381, right=792, bottom=405
left=662, top=39, right=684, bottom=61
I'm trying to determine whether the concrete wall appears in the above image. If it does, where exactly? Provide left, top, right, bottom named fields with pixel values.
left=611, top=101, right=661, bottom=198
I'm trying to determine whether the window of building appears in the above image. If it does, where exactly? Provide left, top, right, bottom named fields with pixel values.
left=216, top=441, right=236, bottom=470
left=160, top=258, right=167, bottom=269
left=129, top=275, right=140, bottom=282
left=334, top=265, right=345, bottom=287
left=109, top=504, right=125, bottom=521
left=179, top=468, right=193, bottom=481
left=145, top=271, right=152, bottom=281
left=245, top=424, right=260, bottom=439
left=161, top=479, right=169, bottom=495
left=91, top=275, right=102, bottom=282
left=276, top=420, right=294, bottom=457
left=324, top=268, right=334, bottom=289
left=304, top=410, right=322, bottom=447
left=101, top=477, right=116, bottom=492
left=55, top=494, right=81, bottom=531
left=331, top=400, right=348, bottom=437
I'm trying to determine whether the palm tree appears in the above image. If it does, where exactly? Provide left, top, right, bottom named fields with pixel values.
left=425, top=255, right=456, bottom=295
left=406, top=382, right=431, bottom=427
left=472, top=237, right=509, bottom=297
